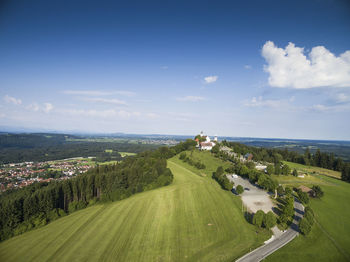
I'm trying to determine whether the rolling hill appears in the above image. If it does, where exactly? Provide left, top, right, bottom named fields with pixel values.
left=0, top=152, right=270, bottom=262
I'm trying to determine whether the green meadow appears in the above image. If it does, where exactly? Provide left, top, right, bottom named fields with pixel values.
left=0, top=152, right=269, bottom=262
left=267, top=170, right=350, bottom=261
left=283, top=161, right=341, bottom=179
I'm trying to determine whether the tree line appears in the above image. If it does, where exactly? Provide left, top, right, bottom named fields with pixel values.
left=0, top=139, right=197, bottom=242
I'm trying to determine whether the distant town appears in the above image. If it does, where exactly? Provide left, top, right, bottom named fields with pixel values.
left=0, top=158, right=97, bottom=192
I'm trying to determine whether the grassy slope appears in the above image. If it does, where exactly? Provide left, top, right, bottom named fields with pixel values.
left=283, top=161, right=341, bottom=179
left=0, top=151, right=269, bottom=262
left=266, top=172, right=350, bottom=262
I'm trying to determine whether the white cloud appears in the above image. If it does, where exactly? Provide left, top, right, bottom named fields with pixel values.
left=244, top=96, right=284, bottom=108
left=60, top=108, right=141, bottom=119
left=204, top=76, right=218, bottom=84
left=43, top=103, right=53, bottom=113
left=146, top=113, right=159, bottom=119
left=0, top=113, right=5, bottom=118
left=4, top=95, right=22, bottom=105
left=244, top=65, right=252, bottom=69
left=335, top=93, right=349, bottom=103
left=311, top=103, right=350, bottom=112
left=84, top=97, right=127, bottom=105
left=63, top=90, right=136, bottom=97
left=262, top=41, right=350, bottom=89
left=177, top=96, right=206, bottom=102
left=27, top=103, right=40, bottom=112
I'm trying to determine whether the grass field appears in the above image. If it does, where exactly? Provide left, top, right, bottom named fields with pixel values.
left=283, top=161, right=341, bottom=179
left=266, top=172, right=350, bottom=261
left=119, top=152, right=137, bottom=157
left=0, top=152, right=270, bottom=262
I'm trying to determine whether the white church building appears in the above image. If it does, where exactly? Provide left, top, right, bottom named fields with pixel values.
left=197, top=131, right=217, bottom=150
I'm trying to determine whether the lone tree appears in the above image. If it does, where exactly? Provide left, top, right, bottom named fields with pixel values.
left=292, top=169, right=298, bottom=177
left=264, top=211, right=277, bottom=229
left=253, top=210, right=265, bottom=227
left=236, top=185, right=244, bottom=195
left=312, top=185, right=324, bottom=198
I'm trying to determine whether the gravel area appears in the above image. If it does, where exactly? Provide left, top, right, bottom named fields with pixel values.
left=227, top=174, right=275, bottom=213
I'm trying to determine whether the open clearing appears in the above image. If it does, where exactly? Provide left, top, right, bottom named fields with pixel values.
left=266, top=171, right=350, bottom=261
left=0, top=153, right=270, bottom=262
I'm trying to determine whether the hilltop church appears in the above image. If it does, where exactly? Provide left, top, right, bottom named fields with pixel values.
left=196, top=131, right=217, bottom=150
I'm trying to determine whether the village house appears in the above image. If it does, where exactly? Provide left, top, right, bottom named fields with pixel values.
left=299, top=185, right=316, bottom=197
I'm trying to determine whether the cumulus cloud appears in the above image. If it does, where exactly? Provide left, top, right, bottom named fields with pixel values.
left=43, top=103, right=53, bottom=113
left=84, top=97, right=127, bottom=105
left=4, top=95, right=22, bottom=105
left=176, top=96, right=206, bottom=102
left=63, top=90, right=136, bottom=97
left=262, top=41, right=350, bottom=89
left=204, top=76, right=218, bottom=84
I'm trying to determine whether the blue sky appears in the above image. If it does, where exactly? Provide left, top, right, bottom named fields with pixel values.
left=1, top=0, right=350, bottom=140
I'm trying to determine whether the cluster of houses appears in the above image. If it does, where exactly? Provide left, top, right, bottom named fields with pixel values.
left=0, top=159, right=93, bottom=192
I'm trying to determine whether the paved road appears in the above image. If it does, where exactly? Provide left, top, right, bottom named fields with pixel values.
left=236, top=198, right=304, bottom=262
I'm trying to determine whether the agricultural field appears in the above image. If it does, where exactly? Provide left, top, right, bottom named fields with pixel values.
left=0, top=152, right=270, bottom=262
left=266, top=169, right=350, bottom=261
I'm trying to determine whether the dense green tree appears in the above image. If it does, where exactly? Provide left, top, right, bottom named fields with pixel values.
left=266, top=165, right=274, bottom=175
left=236, top=185, right=244, bottom=195
left=263, top=211, right=277, bottom=229
left=277, top=185, right=284, bottom=196
left=297, top=190, right=309, bottom=204
left=292, top=169, right=298, bottom=177
left=282, top=165, right=291, bottom=175
left=299, top=218, right=312, bottom=235
left=253, top=210, right=265, bottom=227
left=312, top=185, right=324, bottom=198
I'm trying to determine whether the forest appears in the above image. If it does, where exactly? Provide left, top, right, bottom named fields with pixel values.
left=0, top=133, right=158, bottom=164
left=0, top=139, right=196, bottom=242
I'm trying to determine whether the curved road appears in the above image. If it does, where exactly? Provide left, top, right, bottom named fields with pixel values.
left=236, top=198, right=304, bottom=262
